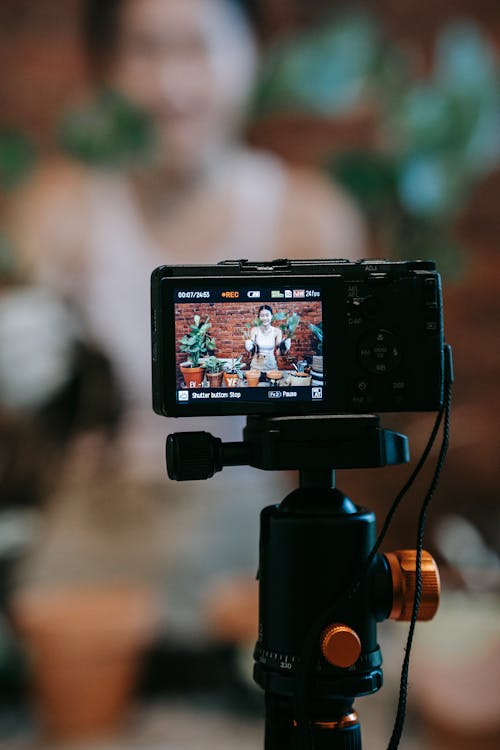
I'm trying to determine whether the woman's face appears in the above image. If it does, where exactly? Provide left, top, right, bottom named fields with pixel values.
left=109, top=0, right=255, bottom=174
left=259, top=309, right=272, bottom=326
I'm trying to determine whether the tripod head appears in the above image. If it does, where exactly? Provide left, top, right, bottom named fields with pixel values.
left=167, top=415, right=441, bottom=750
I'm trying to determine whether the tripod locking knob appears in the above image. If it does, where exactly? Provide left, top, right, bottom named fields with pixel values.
left=321, top=623, right=362, bottom=668
left=385, top=550, right=440, bottom=621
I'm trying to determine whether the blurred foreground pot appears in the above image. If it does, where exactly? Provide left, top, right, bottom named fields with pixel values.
left=11, top=586, right=157, bottom=742
left=412, top=594, right=500, bottom=750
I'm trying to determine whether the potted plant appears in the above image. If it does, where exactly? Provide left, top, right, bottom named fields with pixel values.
left=222, top=357, right=244, bottom=387
left=309, top=321, right=323, bottom=381
left=179, top=315, right=216, bottom=388
left=203, top=355, right=224, bottom=388
left=244, top=369, right=261, bottom=387
left=289, top=371, right=312, bottom=386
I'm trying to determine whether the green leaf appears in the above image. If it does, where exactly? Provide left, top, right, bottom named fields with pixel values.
left=58, top=88, right=155, bottom=167
left=0, top=130, right=35, bottom=189
left=327, top=151, right=399, bottom=218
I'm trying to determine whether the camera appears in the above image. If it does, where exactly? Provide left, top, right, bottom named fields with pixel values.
left=151, top=258, right=444, bottom=418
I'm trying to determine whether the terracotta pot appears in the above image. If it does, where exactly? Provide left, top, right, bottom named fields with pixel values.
left=180, top=364, right=205, bottom=388
left=11, top=586, right=157, bottom=743
left=244, top=370, right=260, bottom=387
left=223, top=372, right=240, bottom=388
left=289, top=372, right=312, bottom=386
left=206, top=370, right=223, bottom=388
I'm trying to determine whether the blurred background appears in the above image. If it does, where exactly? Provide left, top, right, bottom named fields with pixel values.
left=0, top=1, right=499, bottom=748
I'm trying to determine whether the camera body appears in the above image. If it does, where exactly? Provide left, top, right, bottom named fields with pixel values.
left=151, top=259, right=444, bottom=418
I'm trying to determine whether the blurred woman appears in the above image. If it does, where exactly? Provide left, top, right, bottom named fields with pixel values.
left=8, top=0, right=365, bottom=640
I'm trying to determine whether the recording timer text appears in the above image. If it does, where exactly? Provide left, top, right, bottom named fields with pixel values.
left=177, top=291, right=211, bottom=299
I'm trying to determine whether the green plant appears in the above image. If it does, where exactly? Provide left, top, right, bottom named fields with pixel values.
left=58, top=88, right=155, bottom=167
left=242, top=318, right=262, bottom=341
left=0, top=130, right=35, bottom=189
left=273, top=311, right=301, bottom=339
left=253, top=13, right=500, bottom=277
left=203, top=355, right=223, bottom=374
left=179, top=315, right=216, bottom=367
left=309, top=322, right=323, bottom=355
left=223, top=356, right=244, bottom=376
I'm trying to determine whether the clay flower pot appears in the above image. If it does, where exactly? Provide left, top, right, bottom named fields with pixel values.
left=223, top=372, right=240, bottom=387
left=266, top=370, right=282, bottom=385
left=206, top=370, right=224, bottom=388
left=180, top=363, right=205, bottom=388
left=244, top=370, right=260, bottom=387
left=289, top=372, right=312, bottom=386
left=10, top=586, right=158, bottom=743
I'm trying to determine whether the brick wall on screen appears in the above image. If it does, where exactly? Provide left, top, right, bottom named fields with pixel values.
left=175, top=301, right=322, bottom=372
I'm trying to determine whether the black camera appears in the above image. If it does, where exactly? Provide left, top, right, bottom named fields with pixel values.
left=151, top=259, right=444, bottom=418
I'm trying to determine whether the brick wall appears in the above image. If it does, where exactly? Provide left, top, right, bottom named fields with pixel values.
left=175, top=301, right=322, bottom=374
left=0, top=0, right=86, bottom=147
left=3, top=0, right=499, bottom=149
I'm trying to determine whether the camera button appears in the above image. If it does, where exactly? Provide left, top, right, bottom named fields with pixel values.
left=351, top=393, right=374, bottom=409
left=425, top=318, right=439, bottom=334
left=358, top=330, right=401, bottom=374
left=391, top=380, right=406, bottom=392
left=361, top=296, right=380, bottom=319
left=355, top=378, right=370, bottom=393
left=424, top=278, right=438, bottom=307
left=391, top=380, right=407, bottom=406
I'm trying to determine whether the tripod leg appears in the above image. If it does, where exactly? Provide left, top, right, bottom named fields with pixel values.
left=264, top=693, right=362, bottom=750
left=264, top=693, right=294, bottom=750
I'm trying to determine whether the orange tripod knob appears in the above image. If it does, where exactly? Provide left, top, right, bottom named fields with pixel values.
left=384, top=549, right=440, bottom=621
left=321, top=623, right=362, bottom=668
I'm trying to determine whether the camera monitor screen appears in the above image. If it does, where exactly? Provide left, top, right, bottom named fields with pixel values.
left=152, top=259, right=445, bottom=417
left=173, top=285, right=325, bottom=409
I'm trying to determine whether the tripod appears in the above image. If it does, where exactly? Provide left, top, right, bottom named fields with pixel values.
left=167, top=415, right=441, bottom=750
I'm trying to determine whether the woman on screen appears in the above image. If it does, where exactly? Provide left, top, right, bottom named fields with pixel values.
left=244, top=304, right=289, bottom=372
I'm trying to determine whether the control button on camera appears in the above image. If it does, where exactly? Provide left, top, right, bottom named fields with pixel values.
left=358, top=329, right=401, bottom=375
left=347, top=313, right=363, bottom=327
left=391, top=387, right=406, bottom=406
left=425, top=318, right=439, bottom=333
left=351, top=393, right=374, bottom=409
left=424, top=278, right=438, bottom=307
left=391, top=380, right=406, bottom=393
left=361, top=296, right=380, bottom=320
left=355, top=379, right=370, bottom=393
left=352, top=380, right=373, bottom=409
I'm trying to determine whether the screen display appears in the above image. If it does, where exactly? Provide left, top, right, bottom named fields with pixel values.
left=173, top=285, right=324, bottom=408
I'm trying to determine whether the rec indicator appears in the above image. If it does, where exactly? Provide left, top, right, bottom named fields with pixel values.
left=221, top=291, right=240, bottom=299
